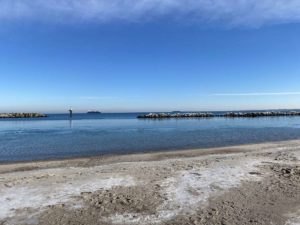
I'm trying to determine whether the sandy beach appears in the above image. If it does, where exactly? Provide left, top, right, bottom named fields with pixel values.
left=1, top=140, right=300, bottom=225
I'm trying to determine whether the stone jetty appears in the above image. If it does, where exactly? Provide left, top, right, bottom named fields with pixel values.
left=223, top=111, right=300, bottom=118
left=137, top=111, right=300, bottom=119
left=137, top=112, right=214, bottom=119
left=0, top=113, right=47, bottom=118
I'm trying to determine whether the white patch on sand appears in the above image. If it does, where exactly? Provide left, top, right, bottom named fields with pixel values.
left=0, top=167, right=135, bottom=221
left=294, top=151, right=300, bottom=161
left=108, top=211, right=176, bottom=225
left=286, top=209, right=300, bottom=225
left=108, top=159, right=262, bottom=224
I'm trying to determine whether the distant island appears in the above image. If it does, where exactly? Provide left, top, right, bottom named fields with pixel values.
left=0, top=113, right=47, bottom=118
left=87, top=111, right=101, bottom=114
left=137, top=111, right=300, bottom=119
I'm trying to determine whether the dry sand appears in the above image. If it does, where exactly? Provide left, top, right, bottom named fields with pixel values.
left=1, top=140, right=300, bottom=225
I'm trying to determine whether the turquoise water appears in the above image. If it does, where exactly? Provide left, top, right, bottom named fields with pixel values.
left=1, top=113, right=300, bottom=162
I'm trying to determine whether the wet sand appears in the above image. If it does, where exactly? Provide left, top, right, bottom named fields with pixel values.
left=1, top=140, right=300, bottom=225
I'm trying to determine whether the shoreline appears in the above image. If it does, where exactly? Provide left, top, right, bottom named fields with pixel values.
left=0, top=139, right=299, bottom=167
left=1, top=139, right=300, bottom=225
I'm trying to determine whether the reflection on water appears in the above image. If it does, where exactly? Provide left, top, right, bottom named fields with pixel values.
left=1, top=113, right=300, bottom=162
left=69, top=119, right=73, bottom=129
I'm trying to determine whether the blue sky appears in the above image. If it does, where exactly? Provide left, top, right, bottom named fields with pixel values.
left=1, top=0, right=300, bottom=113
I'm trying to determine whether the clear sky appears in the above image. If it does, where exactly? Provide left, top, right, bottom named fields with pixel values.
left=1, top=0, right=300, bottom=113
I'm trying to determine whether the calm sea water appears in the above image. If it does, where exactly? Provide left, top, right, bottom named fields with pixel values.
left=1, top=112, right=300, bottom=162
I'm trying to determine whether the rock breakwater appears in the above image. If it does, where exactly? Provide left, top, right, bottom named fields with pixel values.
left=0, top=113, right=47, bottom=118
left=137, top=112, right=214, bottom=119
left=223, top=111, right=300, bottom=118
left=137, top=111, right=300, bottom=119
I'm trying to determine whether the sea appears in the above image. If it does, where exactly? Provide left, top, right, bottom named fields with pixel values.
left=1, top=111, right=300, bottom=162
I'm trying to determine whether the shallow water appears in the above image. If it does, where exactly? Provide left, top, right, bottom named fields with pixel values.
left=1, top=112, right=300, bottom=162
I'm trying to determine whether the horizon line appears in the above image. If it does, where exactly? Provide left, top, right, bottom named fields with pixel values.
left=4, top=108, right=300, bottom=114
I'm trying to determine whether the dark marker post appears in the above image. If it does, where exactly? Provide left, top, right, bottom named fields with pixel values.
left=69, top=108, right=73, bottom=118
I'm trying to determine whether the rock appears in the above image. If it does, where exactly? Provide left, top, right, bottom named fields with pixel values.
left=249, top=171, right=262, bottom=175
left=58, top=203, right=65, bottom=208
